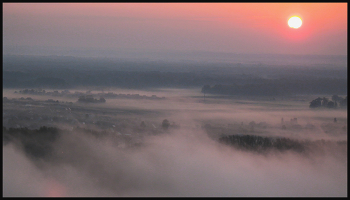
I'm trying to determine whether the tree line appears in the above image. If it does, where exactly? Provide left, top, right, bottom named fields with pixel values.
left=218, top=134, right=347, bottom=155
left=309, top=95, right=347, bottom=108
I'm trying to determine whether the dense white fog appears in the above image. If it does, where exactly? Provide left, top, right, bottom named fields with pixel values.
left=3, top=129, right=347, bottom=197
left=3, top=88, right=347, bottom=197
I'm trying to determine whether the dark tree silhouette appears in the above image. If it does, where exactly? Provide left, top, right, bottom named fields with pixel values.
left=321, top=97, right=329, bottom=107
left=309, top=97, right=322, bottom=108
left=332, top=95, right=343, bottom=103
left=327, top=101, right=335, bottom=108
left=99, top=97, right=106, bottom=103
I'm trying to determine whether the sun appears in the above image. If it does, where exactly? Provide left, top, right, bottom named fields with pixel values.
left=288, top=16, right=302, bottom=29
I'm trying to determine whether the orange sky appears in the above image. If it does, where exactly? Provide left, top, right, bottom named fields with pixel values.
left=3, top=3, right=347, bottom=56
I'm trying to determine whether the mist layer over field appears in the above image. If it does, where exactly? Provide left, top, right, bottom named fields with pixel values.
left=3, top=88, right=347, bottom=197
left=3, top=130, right=347, bottom=197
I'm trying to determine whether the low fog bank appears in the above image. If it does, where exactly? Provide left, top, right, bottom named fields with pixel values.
left=3, top=87, right=347, bottom=197
left=3, top=126, right=347, bottom=197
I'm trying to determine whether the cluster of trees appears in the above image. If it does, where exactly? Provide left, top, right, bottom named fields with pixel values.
left=3, top=126, right=60, bottom=159
left=309, top=95, right=347, bottom=108
left=18, top=88, right=45, bottom=94
left=219, top=134, right=347, bottom=157
left=16, top=89, right=71, bottom=96
left=219, top=134, right=305, bottom=153
left=2, top=119, right=182, bottom=161
left=3, top=126, right=143, bottom=160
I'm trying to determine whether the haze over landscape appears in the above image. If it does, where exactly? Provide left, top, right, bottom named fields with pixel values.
left=3, top=3, right=347, bottom=197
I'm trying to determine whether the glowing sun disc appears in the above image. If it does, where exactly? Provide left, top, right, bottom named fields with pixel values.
left=288, top=16, right=302, bottom=29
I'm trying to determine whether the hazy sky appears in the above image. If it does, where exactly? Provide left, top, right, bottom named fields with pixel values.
left=3, top=3, right=347, bottom=56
